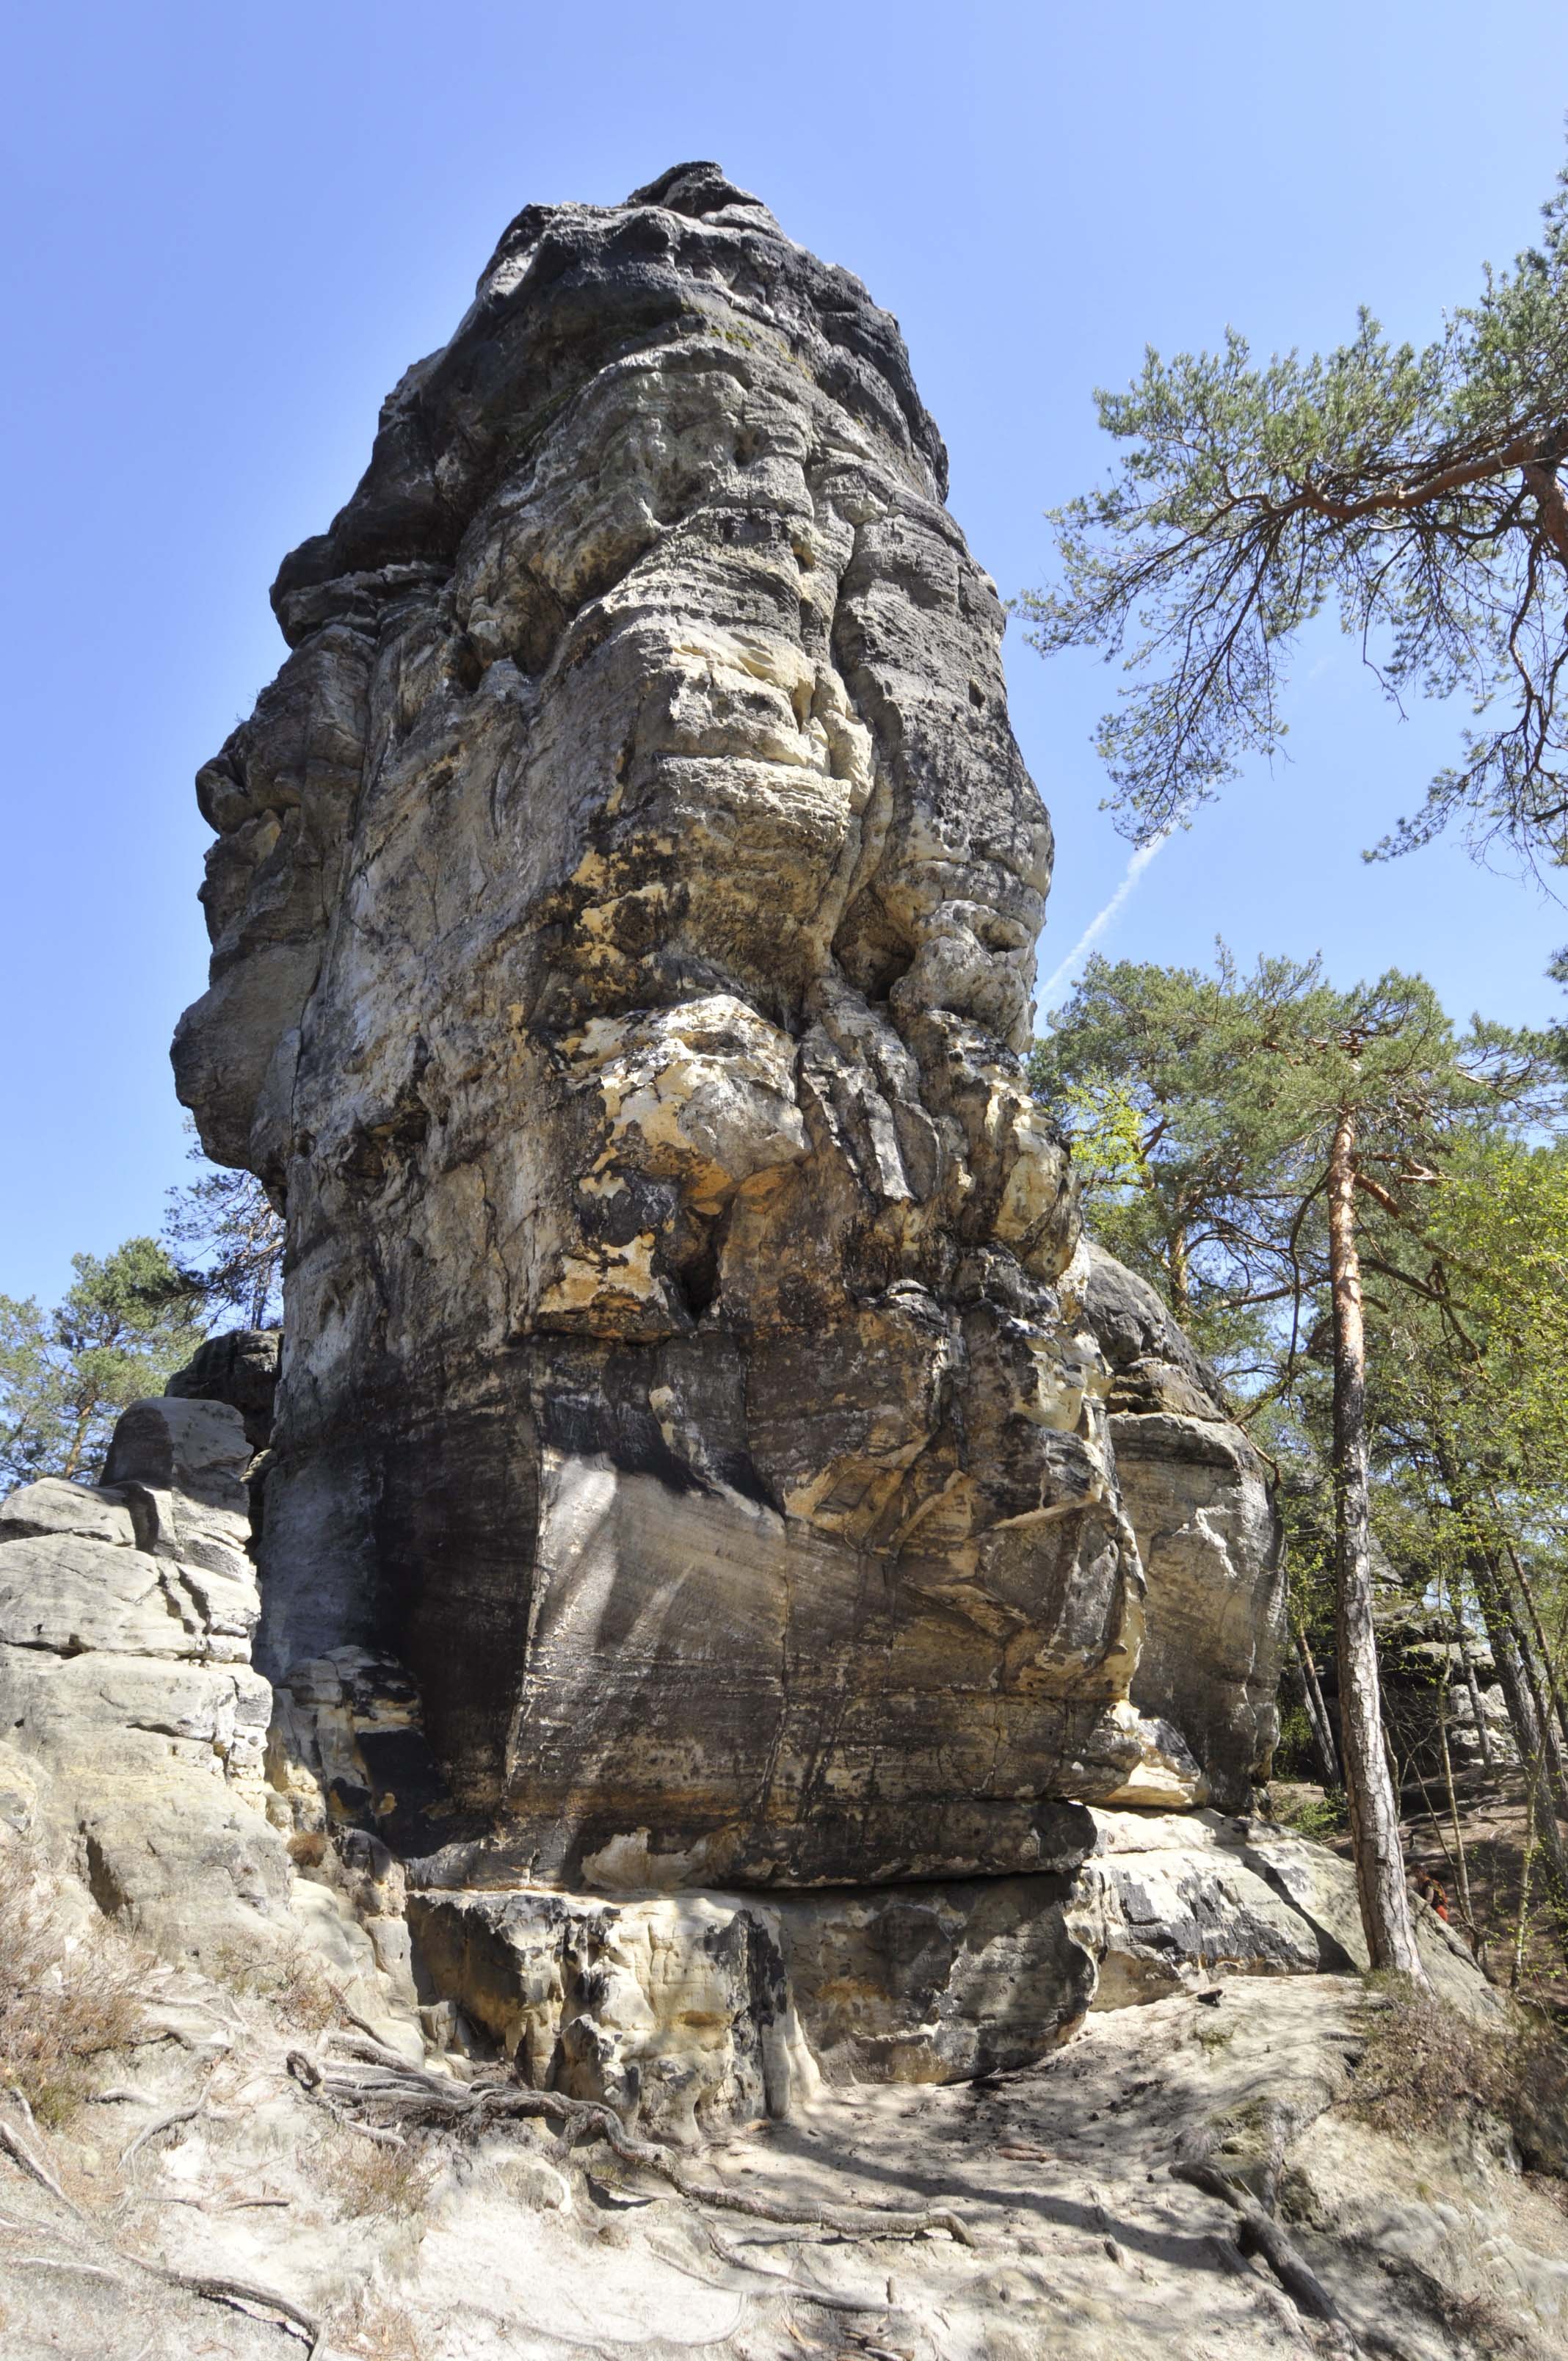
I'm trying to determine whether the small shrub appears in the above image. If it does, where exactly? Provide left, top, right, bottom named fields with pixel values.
left=1353, top=1979, right=1568, bottom=2174
left=319, top=2127, right=438, bottom=2219
left=1272, top=1786, right=1349, bottom=1841
left=211, top=1936, right=342, bottom=2032
left=0, top=1840, right=146, bottom=2126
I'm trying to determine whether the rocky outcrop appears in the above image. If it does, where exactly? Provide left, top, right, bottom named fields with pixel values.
left=1070, top=1805, right=1492, bottom=2015
left=166, top=1327, right=281, bottom=1452
left=171, top=162, right=1271, bottom=1888
left=394, top=1805, right=1486, bottom=2142
left=0, top=1398, right=288, bottom=1962
left=1064, top=1240, right=1285, bottom=1807
left=0, top=1394, right=430, bottom=2051
left=407, top=1871, right=1097, bottom=2139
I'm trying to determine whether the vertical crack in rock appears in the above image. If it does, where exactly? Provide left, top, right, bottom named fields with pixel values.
left=172, top=161, right=1280, bottom=1891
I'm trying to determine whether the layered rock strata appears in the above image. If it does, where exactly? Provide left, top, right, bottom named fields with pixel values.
left=399, top=1806, right=1484, bottom=2140
left=1063, top=1241, right=1284, bottom=1808
left=171, top=163, right=1275, bottom=1887
left=0, top=1398, right=288, bottom=1959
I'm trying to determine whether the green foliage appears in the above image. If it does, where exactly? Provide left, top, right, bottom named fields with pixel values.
left=0, top=1134, right=282, bottom=1500
left=1361, top=1132, right=1568, bottom=1640
left=164, top=1139, right=283, bottom=1330
left=1035, top=949, right=1568, bottom=1692
left=1019, top=154, right=1568, bottom=877
left=0, top=1237, right=204, bottom=1490
left=1033, top=946, right=1558, bottom=1386
left=1273, top=1785, right=1350, bottom=1840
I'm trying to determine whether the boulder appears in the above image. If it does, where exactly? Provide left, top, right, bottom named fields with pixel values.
left=0, top=1477, right=138, bottom=1548
left=166, top=1327, right=281, bottom=1451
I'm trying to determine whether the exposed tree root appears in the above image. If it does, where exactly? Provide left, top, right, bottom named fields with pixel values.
left=120, top=2096, right=206, bottom=2165
left=0, top=2115, right=70, bottom=2206
left=1172, top=2160, right=1357, bottom=2353
left=1, top=2094, right=322, bottom=2354
left=288, top=2031, right=977, bottom=2247
left=148, top=2265, right=321, bottom=2354
left=701, top=2224, right=890, bottom=2310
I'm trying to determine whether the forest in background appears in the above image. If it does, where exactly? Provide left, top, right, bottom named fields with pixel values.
left=1020, top=133, right=1568, bottom=1987
left=1034, top=948, right=1568, bottom=1985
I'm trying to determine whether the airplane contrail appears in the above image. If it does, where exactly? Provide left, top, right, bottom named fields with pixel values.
left=1037, top=829, right=1173, bottom=1010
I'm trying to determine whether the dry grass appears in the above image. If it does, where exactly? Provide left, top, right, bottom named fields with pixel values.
left=319, top=2124, right=439, bottom=2219
left=330, top=2285, right=432, bottom=2360
left=0, top=1838, right=147, bottom=2127
left=211, top=1934, right=343, bottom=2032
left=1352, top=1977, right=1568, bottom=2174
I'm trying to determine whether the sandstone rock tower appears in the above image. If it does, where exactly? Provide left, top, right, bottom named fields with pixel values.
left=174, top=164, right=1281, bottom=1896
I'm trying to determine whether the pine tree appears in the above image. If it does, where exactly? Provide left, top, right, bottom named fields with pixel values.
left=0, top=1239, right=205, bottom=1490
left=1020, top=155, right=1568, bottom=878
left=1039, top=951, right=1563, bottom=1973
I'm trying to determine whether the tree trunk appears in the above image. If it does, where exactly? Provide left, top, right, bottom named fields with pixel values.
left=1428, top=1437, right=1568, bottom=1944
left=1291, top=1611, right=1341, bottom=1788
left=1167, top=1225, right=1191, bottom=1315
left=1465, top=1558, right=1568, bottom=1952
left=1455, top=1618, right=1495, bottom=1775
left=59, top=1404, right=94, bottom=1484
left=1497, top=1525, right=1568, bottom=1769
left=1435, top=1680, right=1479, bottom=1955
left=1433, top=1575, right=1478, bottom=1949
left=1326, top=1105, right=1427, bottom=1981
left=1514, top=1777, right=1538, bottom=1992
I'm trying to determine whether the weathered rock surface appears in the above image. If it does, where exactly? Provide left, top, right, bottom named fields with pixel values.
left=166, top=1326, right=281, bottom=1451
left=398, top=1809, right=1490, bottom=2139
left=1065, top=1239, right=1285, bottom=1807
left=0, top=1396, right=428, bottom=2051
left=1071, top=1806, right=1494, bottom=2016
left=408, top=1868, right=1097, bottom=2139
left=171, top=161, right=1274, bottom=1886
left=0, top=1397, right=289, bottom=1960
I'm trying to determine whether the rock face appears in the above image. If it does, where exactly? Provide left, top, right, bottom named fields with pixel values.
left=172, top=161, right=1273, bottom=1888
left=0, top=1398, right=289, bottom=1960
left=166, top=1327, right=281, bottom=1453
left=1064, top=1240, right=1284, bottom=1808
left=409, top=1870, right=1097, bottom=2139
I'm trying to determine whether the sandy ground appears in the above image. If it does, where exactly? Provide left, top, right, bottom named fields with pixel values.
left=5, top=1965, right=1567, bottom=2361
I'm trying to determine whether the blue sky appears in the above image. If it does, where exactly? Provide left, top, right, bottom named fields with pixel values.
left=4, top=0, right=1567, bottom=1308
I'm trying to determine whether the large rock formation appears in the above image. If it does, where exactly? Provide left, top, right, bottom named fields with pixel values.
left=172, top=162, right=1277, bottom=1891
